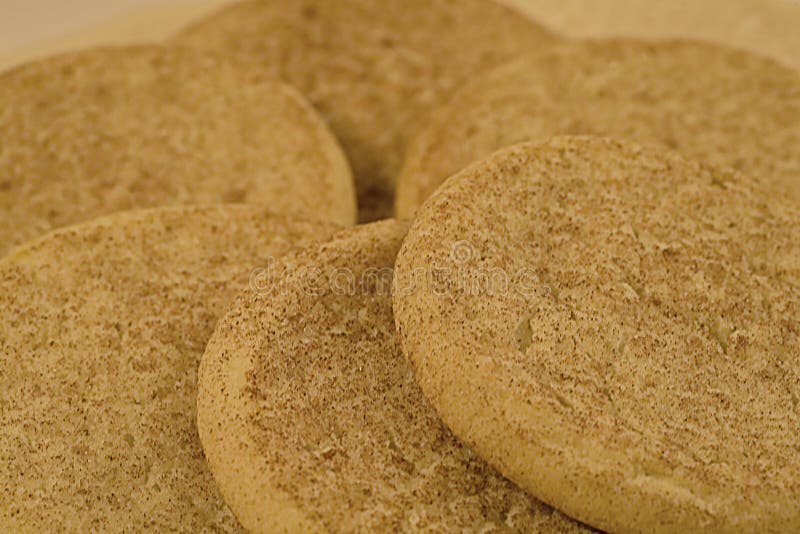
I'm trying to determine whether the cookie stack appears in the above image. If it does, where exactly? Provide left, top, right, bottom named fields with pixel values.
left=0, top=1, right=798, bottom=532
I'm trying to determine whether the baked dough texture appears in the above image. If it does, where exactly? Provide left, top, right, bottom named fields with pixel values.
left=174, top=0, right=558, bottom=221
left=0, top=205, right=338, bottom=532
left=396, top=40, right=800, bottom=217
left=0, top=44, right=355, bottom=256
left=197, top=220, right=591, bottom=533
left=393, top=136, right=800, bottom=533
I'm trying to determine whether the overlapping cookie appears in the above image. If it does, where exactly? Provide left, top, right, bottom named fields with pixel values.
left=0, top=205, right=337, bottom=531
left=197, top=220, right=591, bottom=533
left=396, top=40, right=800, bottom=216
left=0, top=45, right=355, bottom=256
left=174, top=0, right=558, bottom=220
left=393, top=136, right=800, bottom=532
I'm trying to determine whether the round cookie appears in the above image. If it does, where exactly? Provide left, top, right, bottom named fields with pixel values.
left=393, top=137, right=800, bottom=533
left=197, top=220, right=590, bottom=533
left=396, top=39, right=800, bottom=217
left=173, top=0, right=558, bottom=221
left=0, top=205, right=338, bottom=532
left=0, top=44, right=355, bottom=256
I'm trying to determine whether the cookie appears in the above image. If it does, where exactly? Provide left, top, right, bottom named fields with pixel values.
left=396, top=40, right=800, bottom=217
left=0, top=205, right=338, bottom=531
left=173, top=0, right=558, bottom=221
left=0, top=44, right=355, bottom=256
left=393, top=137, right=800, bottom=532
left=197, top=220, right=590, bottom=533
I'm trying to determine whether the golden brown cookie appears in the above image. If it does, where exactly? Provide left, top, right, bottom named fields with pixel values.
left=0, top=44, right=355, bottom=256
left=197, top=220, right=591, bottom=533
left=173, top=0, right=558, bottom=221
left=393, top=137, right=800, bottom=532
left=0, top=205, right=338, bottom=531
left=396, top=40, right=800, bottom=217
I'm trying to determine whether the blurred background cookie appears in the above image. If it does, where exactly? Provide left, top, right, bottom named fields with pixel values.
left=198, top=220, right=591, bottom=533
left=0, top=45, right=355, bottom=256
left=0, top=205, right=337, bottom=531
left=2, top=0, right=798, bottom=71
left=393, top=136, right=800, bottom=532
left=172, top=0, right=558, bottom=221
left=397, top=40, right=800, bottom=216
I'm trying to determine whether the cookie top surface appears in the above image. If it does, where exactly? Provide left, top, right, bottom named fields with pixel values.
left=198, top=220, right=590, bottom=533
left=0, top=44, right=355, bottom=256
left=174, top=0, right=557, bottom=221
left=0, top=205, right=338, bottom=532
left=396, top=39, right=800, bottom=217
left=393, top=137, right=800, bottom=533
